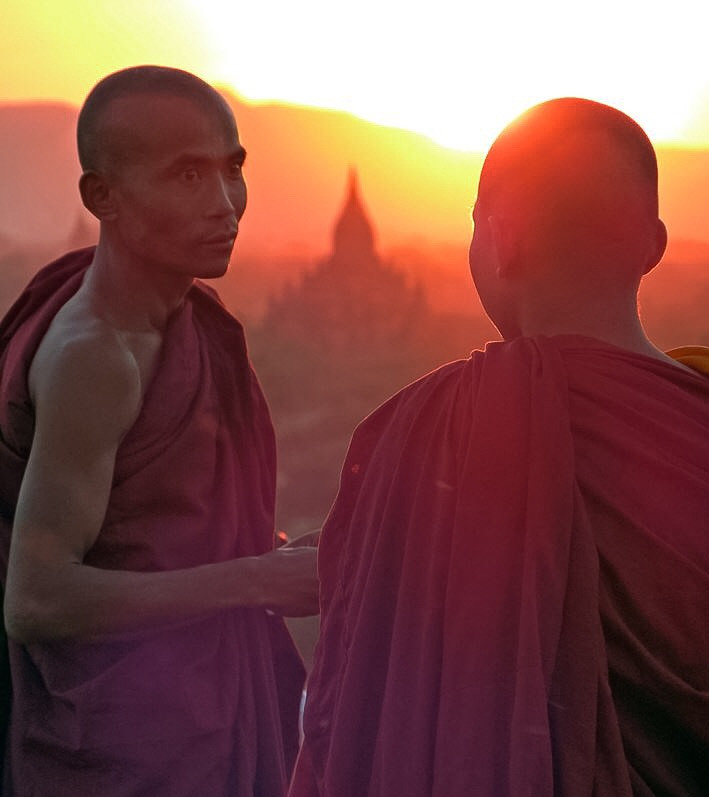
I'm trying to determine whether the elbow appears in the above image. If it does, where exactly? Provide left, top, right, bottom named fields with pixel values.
left=4, top=595, right=37, bottom=644
left=4, top=589, right=59, bottom=645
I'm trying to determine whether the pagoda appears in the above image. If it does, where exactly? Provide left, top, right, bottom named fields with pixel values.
left=265, top=170, right=427, bottom=352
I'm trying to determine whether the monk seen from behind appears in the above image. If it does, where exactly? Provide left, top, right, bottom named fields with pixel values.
left=289, top=98, right=709, bottom=796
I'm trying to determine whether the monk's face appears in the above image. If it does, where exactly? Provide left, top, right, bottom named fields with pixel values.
left=101, top=92, right=247, bottom=281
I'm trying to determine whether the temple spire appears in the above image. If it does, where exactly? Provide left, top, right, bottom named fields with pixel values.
left=332, top=167, right=376, bottom=262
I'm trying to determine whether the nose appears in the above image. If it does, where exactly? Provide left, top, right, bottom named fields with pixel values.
left=207, top=173, right=246, bottom=219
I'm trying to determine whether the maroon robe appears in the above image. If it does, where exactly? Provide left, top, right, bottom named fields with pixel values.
left=0, top=248, right=305, bottom=796
left=290, top=336, right=709, bottom=796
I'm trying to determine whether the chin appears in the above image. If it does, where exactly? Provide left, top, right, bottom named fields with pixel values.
left=196, top=257, right=232, bottom=280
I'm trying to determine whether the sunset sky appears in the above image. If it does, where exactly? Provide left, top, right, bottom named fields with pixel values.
left=2, top=0, right=709, bottom=152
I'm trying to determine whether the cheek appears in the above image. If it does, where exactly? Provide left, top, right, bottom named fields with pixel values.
left=118, top=191, right=168, bottom=231
left=143, top=201, right=194, bottom=236
left=468, top=237, right=487, bottom=285
left=468, top=239, right=477, bottom=274
left=126, top=208, right=190, bottom=254
left=231, top=180, right=247, bottom=217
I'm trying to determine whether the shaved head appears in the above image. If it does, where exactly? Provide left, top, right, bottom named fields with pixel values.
left=477, top=98, right=661, bottom=261
left=469, top=98, right=668, bottom=339
left=77, top=65, right=237, bottom=174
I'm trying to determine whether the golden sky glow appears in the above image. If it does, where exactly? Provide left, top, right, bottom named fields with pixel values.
left=2, top=0, right=709, bottom=152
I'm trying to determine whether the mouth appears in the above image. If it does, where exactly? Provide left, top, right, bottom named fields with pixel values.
left=203, top=226, right=238, bottom=250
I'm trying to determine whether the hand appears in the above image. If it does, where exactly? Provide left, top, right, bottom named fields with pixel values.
left=281, top=528, right=321, bottom=548
left=254, top=546, right=319, bottom=617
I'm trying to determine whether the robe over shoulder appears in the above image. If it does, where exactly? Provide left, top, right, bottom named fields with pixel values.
left=0, top=248, right=305, bottom=797
left=291, top=335, right=709, bottom=797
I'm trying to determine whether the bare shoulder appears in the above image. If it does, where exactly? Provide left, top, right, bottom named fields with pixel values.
left=29, top=297, right=144, bottom=442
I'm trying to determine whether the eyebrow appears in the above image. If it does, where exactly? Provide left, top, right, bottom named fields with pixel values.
left=164, top=146, right=247, bottom=173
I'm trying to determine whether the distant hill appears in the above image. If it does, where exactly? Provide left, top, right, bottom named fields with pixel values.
left=219, top=90, right=484, bottom=259
left=0, top=97, right=707, bottom=341
left=656, top=148, right=709, bottom=244
left=0, top=96, right=482, bottom=258
left=3, top=96, right=708, bottom=256
left=639, top=238, right=709, bottom=348
left=0, top=103, right=87, bottom=248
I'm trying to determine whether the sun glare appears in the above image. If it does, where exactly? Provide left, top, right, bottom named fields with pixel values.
left=1, top=0, right=212, bottom=104
left=1, top=0, right=707, bottom=151
left=183, top=0, right=708, bottom=152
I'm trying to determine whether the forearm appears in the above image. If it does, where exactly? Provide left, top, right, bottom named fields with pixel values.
left=5, top=556, right=256, bottom=643
left=4, top=546, right=318, bottom=644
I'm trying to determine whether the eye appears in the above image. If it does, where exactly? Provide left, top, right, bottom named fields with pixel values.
left=227, top=161, right=243, bottom=179
left=181, top=167, right=200, bottom=182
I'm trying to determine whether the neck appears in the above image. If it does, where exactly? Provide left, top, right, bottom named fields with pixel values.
left=84, top=238, right=193, bottom=333
left=512, top=286, right=670, bottom=362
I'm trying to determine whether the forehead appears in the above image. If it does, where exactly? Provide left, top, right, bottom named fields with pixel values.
left=101, top=92, right=240, bottom=165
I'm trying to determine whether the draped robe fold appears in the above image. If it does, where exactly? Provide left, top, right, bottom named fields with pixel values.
left=0, top=248, right=305, bottom=796
left=290, top=335, right=709, bottom=797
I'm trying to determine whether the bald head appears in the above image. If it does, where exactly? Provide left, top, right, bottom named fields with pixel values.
left=77, top=65, right=237, bottom=174
left=477, top=97, right=662, bottom=268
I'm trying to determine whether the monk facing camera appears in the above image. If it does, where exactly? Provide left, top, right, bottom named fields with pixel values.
left=290, top=98, right=709, bottom=797
left=0, top=65, right=318, bottom=796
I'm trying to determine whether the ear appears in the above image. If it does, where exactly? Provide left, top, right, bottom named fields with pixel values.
left=487, top=214, right=517, bottom=279
left=79, top=171, right=118, bottom=222
left=642, top=218, right=668, bottom=275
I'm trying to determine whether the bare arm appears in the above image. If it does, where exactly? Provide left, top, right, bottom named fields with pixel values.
left=4, top=327, right=318, bottom=645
